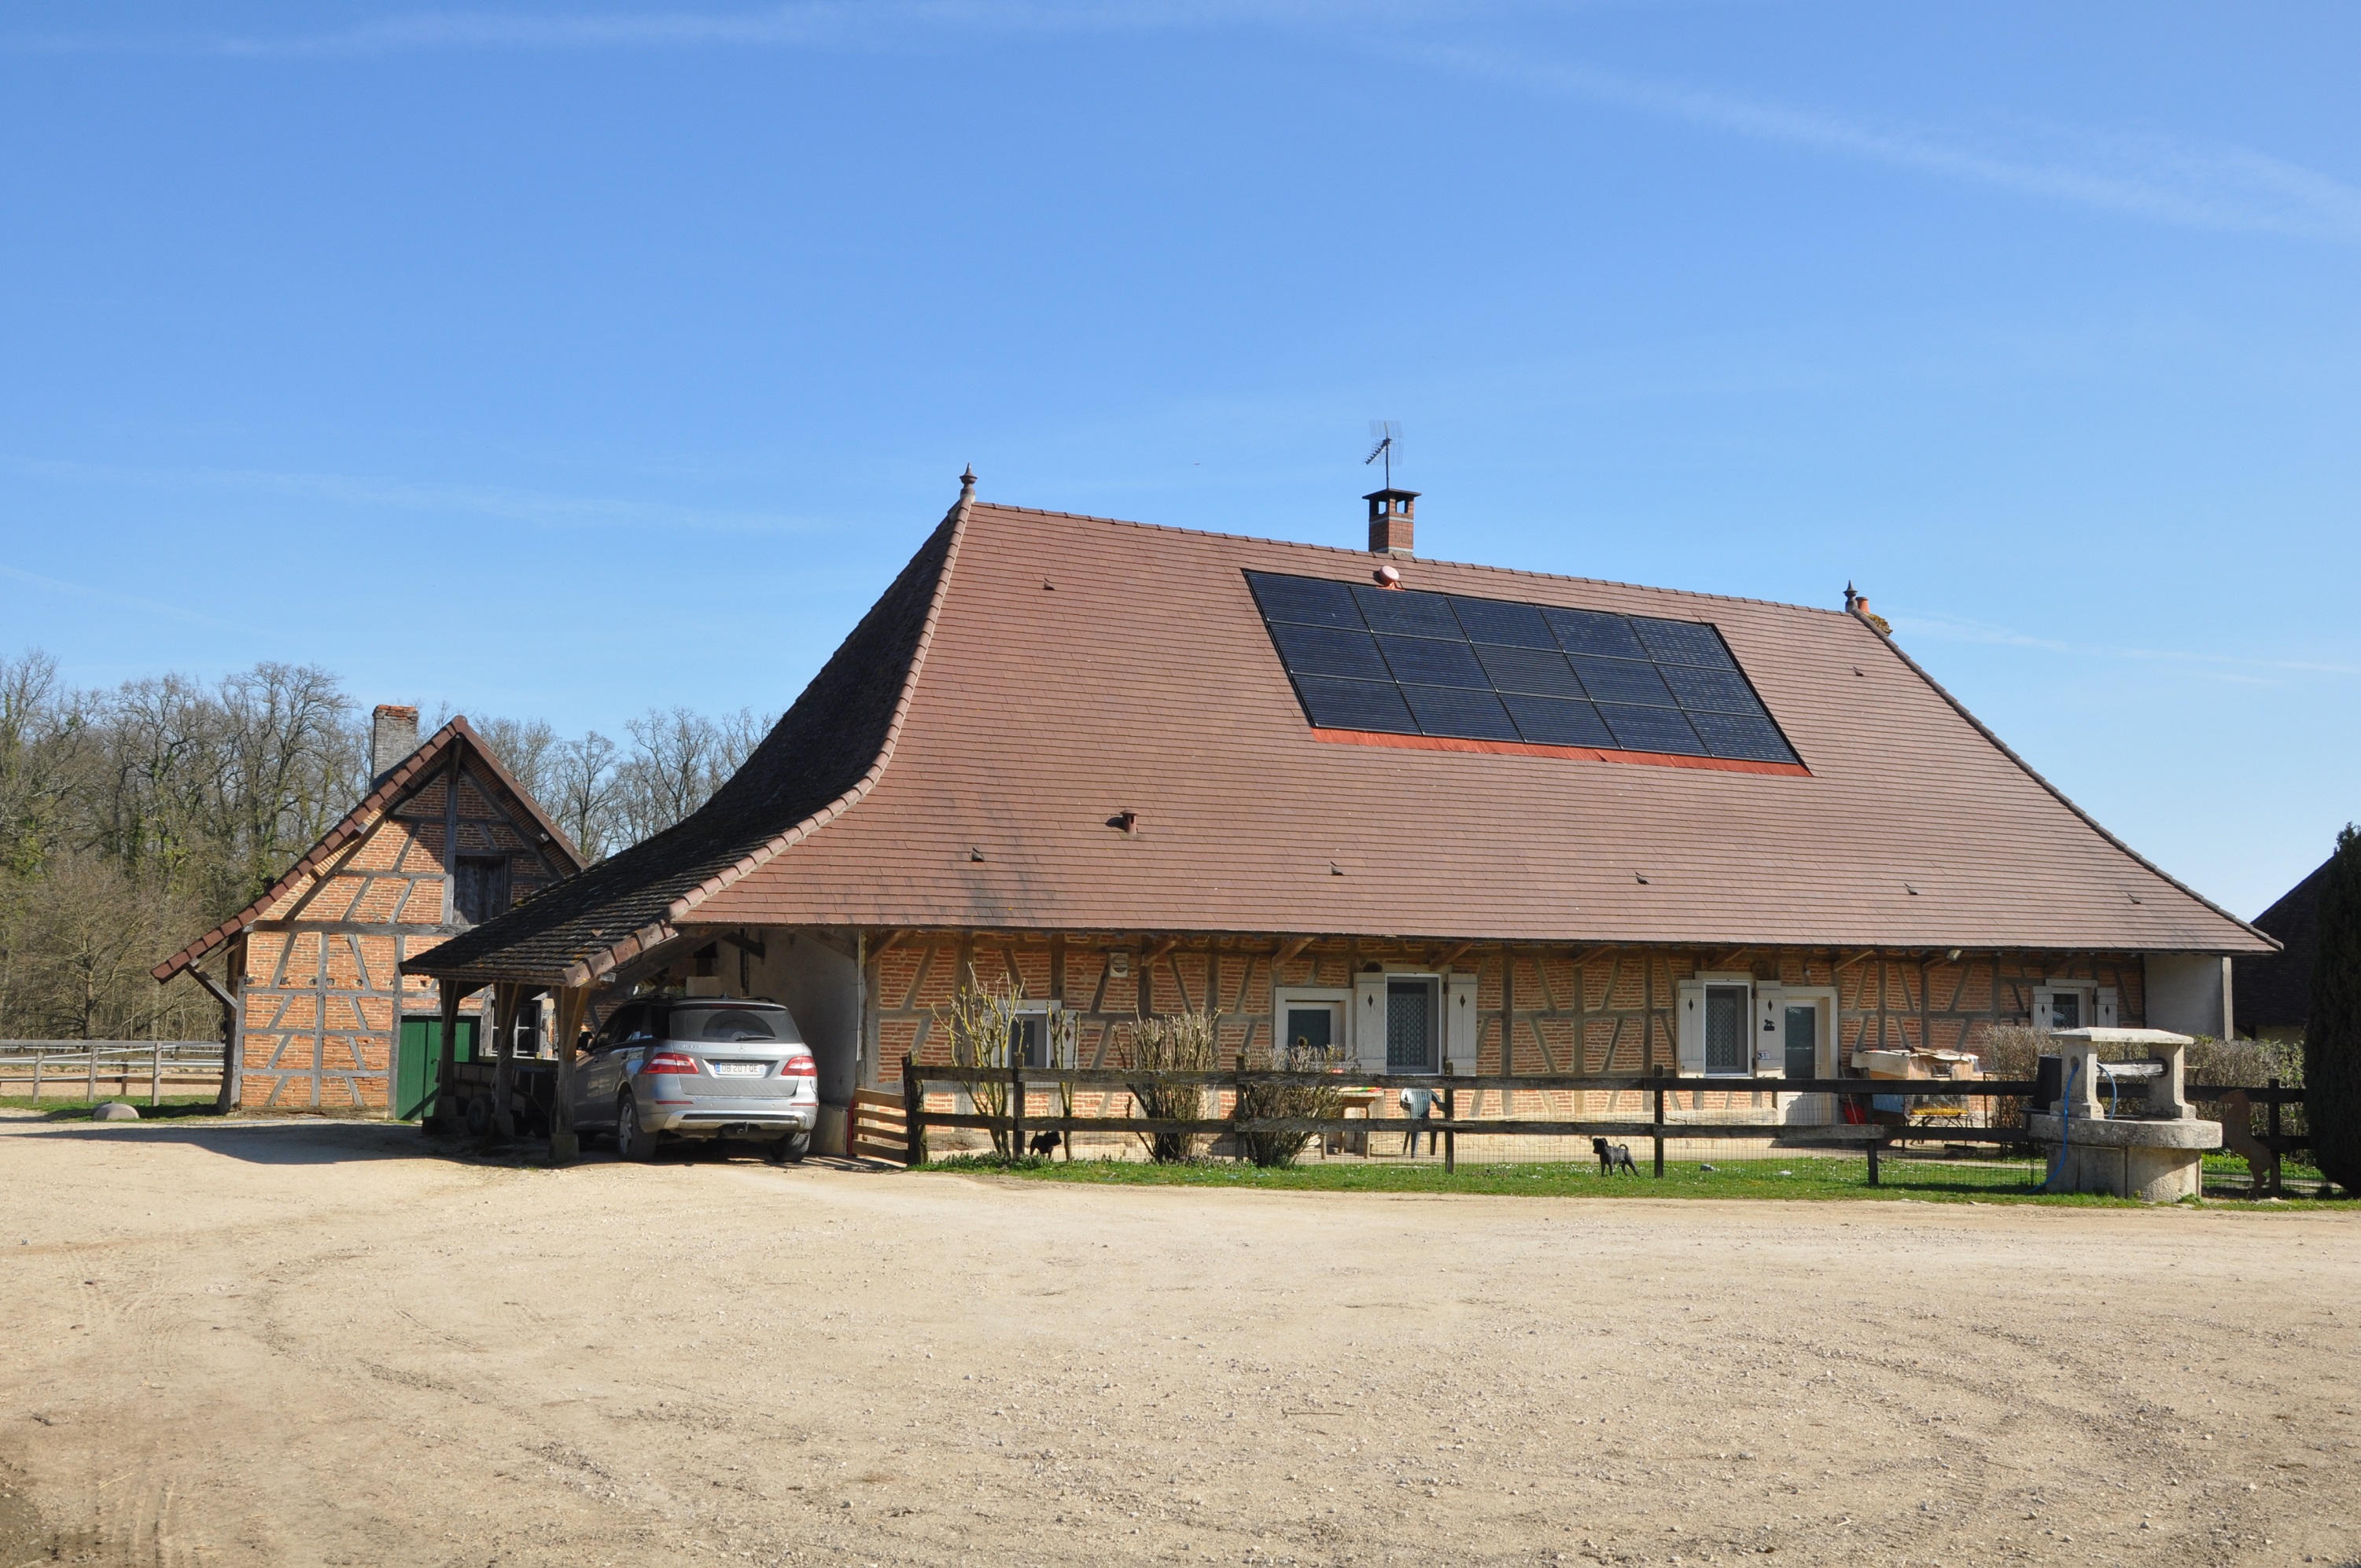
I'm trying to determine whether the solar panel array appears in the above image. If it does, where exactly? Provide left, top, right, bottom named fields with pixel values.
left=1245, top=570, right=1799, bottom=765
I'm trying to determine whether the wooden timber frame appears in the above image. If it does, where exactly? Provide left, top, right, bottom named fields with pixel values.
left=866, top=933, right=2154, bottom=1111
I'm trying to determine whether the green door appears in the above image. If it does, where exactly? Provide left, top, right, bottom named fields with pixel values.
left=394, top=1018, right=478, bottom=1121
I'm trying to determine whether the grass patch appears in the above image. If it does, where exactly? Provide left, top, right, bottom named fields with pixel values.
left=917, top=1153, right=2355, bottom=1207
left=0, top=1095, right=223, bottom=1120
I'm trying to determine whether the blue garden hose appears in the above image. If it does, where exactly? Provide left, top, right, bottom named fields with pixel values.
left=2042, top=1059, right=2080, bottom=1193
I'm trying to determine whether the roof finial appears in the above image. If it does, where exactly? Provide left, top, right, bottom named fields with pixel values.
left=960, top=464, right=976, bottom=495
left=1843, top=581, right=1858, bottom=612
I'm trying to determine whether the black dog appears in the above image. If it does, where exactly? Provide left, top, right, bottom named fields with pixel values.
left=1027, top=1128, right=1065, bottom=1159
left=1592, top=1136, right=1637, bottom=1176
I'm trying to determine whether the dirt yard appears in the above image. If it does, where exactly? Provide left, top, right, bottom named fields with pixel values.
left=2, top=1114, right=2354, bottom=1567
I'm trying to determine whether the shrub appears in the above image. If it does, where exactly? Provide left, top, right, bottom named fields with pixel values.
left=1234, top=1040, right=1348, bottom=1168
left=1122, top=1009, right=1220, bottom=1162
left=2307, top=825, right=2361, bottom=1192
left=933, top=967, right=1019, bottom=1158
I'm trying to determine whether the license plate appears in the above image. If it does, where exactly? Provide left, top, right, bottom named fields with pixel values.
left=709, top=1062, right=764, bottom=1077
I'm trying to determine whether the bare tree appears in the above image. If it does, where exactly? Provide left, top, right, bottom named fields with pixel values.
left=0, top=646, right=772, bottom=1039
left=546, top=729, right=624, bottom=861
left=615, top=707, right=768, bottom=845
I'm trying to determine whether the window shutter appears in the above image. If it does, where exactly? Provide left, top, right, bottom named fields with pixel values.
left=1353, top=974, right=1388, bottom=1072
left=1445, top=975, right=1479, bottom=1076
left=1675, top=981, right=1706, bottom=1074
left=1755, top=986, right=1785, bottom=1077
left=2031, top=986, right=2057, bottom=1030
left=2096, top=988, right=2119, bottom=1028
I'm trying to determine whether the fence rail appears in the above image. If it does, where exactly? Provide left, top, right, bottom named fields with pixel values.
left=0, top=1041, right=225, bottom=1106
left=888, top=1058, right=2310, bottom=1185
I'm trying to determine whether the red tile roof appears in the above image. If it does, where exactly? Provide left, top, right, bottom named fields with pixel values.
left=415, top=493, right=2270, bottom=987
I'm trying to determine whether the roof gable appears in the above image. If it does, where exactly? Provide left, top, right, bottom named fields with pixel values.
left=151, top=717, right=582, bottom=982
left=411, top=499, right=967, bottom=986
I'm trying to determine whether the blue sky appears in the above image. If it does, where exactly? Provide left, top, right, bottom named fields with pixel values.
left=2, top=2, right=2355, bottom=918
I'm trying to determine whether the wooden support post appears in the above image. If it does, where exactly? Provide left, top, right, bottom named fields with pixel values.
left=1009, top=1056, right=1025, bottom=1162
left=1867, top=1138, right=1882, bottom=1187
left=2267, top=1077, right=2284, bottom=1198
left=488, top=983, right=519, bottom=1143
left=903, top=1054, right=926, bottom=1166
left=548, top=984, right=587, bottom=1163
left=189, top=964, right=241, bottom=1112
left=1233, top=1052, right=1247, bottom=1158
left=433, top=982, right=462, bottom=1132
left=150, top=1040, right=161, bottom=1107
left=1442, top=1062, right=1457, bottom=1175
left=87, top=1041, right=97, bottom=1105
left=1652, top=1075, right=1665, bottom=1178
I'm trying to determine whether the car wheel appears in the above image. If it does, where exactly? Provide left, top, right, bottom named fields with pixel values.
left=617, top=1091, right=657, bottom=1163
left=464, top=1095, right=494, bottom=1138
left=766, top=1130, right=812, bottom=1165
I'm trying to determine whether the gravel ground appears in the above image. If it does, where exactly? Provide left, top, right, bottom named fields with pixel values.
left=2, top=1112, right=2355, bottom=1567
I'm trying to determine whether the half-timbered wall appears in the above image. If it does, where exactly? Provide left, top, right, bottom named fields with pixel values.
left=234, top=753, right=569, bottom=1111
left=866, top=933, right=2146, bottom=1116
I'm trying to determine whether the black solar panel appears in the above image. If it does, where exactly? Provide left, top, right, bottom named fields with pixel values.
left=1294, top=675, right=1417, bottom=733
left=1376, top=635, right=1489, bottom=689
left=1400, top=683, right=1521, bottom=741
left=1248, top=569, right=1799, bottom=764
left=1268, top=622, right=1391, bottom=683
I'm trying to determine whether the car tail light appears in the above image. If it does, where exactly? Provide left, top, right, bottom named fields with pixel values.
left=644, top=1051, right=699, bottom=1075
left=782, top=1055, right=816, bottom=1078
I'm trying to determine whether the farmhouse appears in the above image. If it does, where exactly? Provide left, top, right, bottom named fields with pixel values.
left=413, top=474, right=2272, bottom=1155
left=153, top=709, right=582, bottom=1114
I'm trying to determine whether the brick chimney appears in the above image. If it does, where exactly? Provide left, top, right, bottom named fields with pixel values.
left=1365, top=488, right=1419, bottom=556
left=370, top=705, right=420, bottom=786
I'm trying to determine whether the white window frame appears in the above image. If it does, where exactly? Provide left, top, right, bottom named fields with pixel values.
left=1677, top=973, right=1755, bottom=1077
left=1366, top=970, right=1444, bottom=1076
left=1273, top=987, right=1349, bottom=1063
left=1008, top=999, right=1070, bottom=1070
left=2031, top=981, right=2115, bottom=1032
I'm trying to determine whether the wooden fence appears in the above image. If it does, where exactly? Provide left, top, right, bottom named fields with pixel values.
left=880, top=1056, right=2311, bottom=1187
left=0, top=1041, right=225, bottom=1106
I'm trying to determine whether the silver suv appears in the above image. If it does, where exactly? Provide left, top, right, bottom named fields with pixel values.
left=572, top=998, right=817, bottom=1162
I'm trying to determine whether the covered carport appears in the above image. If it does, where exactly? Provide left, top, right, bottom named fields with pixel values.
left=407, top=919, right=867, bottom=1158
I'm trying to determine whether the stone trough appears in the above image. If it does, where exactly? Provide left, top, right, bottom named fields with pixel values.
left=2026, top=1028, right=2219, bottom=1201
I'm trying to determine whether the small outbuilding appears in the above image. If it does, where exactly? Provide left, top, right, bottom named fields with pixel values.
left=2233, top=858, right=2327, bottom=1043
left=153, top=708, right=582, bottom=1114
left=412, top=476, right=2275, bottom=1156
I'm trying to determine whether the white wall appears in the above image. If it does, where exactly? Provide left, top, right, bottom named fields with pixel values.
left=748, top=930, right=861, bottom=1105
left=2145, top=954, right=2233, bottom=1040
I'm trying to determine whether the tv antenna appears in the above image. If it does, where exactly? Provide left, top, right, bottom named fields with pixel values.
left=1365, top=420, right=1401, bottom=490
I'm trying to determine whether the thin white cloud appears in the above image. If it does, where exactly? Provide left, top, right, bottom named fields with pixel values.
left=3, top=1, right=1402, bottom=57
left=0, top=451, right=826, bottom=536
left=0, top=561, right=252, bottom=631
left=9, top=6, right=2354, bottom=243
left=1892, top=609, right=2361, bottom=680
left=1420, top=44, right=2361, bottom=245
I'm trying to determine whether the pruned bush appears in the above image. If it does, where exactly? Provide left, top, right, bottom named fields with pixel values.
left=2307, top=825, right=2361, bottom=1192
left=934, top=966, right=1019, bottom=1158
left=1123, top=1008, right=1219, bottom=1163
left=1234, top=1040, right=1349, bottom=1168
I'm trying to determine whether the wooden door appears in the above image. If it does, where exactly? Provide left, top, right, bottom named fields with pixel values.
left=394, top=1017, right=477, bottom=1121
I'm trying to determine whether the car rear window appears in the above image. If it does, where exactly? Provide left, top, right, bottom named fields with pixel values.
left=669, top=1007, right=788, bottom=1043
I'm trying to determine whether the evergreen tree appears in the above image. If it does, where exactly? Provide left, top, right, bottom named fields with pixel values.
left=2306, top=823, right=2361, bottom=1193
